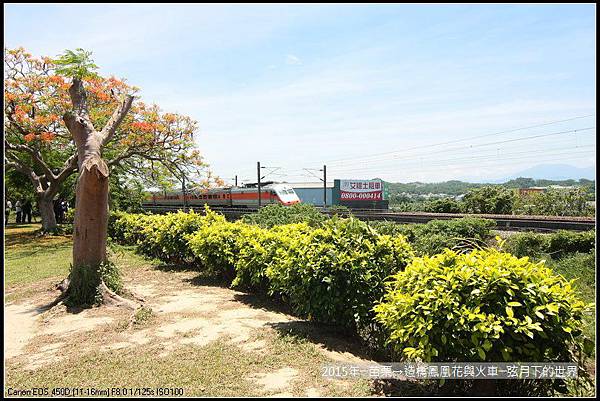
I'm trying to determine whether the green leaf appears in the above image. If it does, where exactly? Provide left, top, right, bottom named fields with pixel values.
left=583, top=337, right=594, bottom=355
left=477, top=347, right=486, bottom=360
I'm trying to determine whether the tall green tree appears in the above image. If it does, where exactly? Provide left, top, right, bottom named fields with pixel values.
left=463, top=186, right=517, bottom=214
left=514, top=188, right=594, bottom=217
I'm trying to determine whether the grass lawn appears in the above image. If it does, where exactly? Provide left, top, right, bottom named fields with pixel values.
left=3, top=224, right=375, bottom=397
left=5, top=223, right=72, bottom=287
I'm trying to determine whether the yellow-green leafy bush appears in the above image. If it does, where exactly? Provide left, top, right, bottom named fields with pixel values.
left=136, top=214, right=170, bottom=258
left=135, top=209, right=207, bottom=264
left=267, top=217, right=414, bottom=330
left=374, top=248, right=593, bottom=363
left=187, top=217, right=252, bottom=280
left=109, top=211, right=161, bottom=246
left=233, top=223, right=312, bottom=292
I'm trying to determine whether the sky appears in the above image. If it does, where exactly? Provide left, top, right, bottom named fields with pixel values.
left=4, top=4, right=596, bottom=184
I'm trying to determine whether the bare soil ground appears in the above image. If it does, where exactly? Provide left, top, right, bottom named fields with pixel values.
left=5, top=255, right=379, bottom=396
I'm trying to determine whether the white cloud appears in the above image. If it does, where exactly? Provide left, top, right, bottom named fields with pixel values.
left=285, top=54, right=302, bottom=65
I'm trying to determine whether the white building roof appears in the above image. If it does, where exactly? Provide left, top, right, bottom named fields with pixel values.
left=286, top=182, right=335, bottom=189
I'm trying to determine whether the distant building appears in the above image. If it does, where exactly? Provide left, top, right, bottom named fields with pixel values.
left=518, top=187, right=546, bottom=196
left=519, top=185, right=577, bottom=196
left=289, top=182, right=334, bottom=206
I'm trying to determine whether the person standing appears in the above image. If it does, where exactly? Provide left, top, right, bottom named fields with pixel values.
left=5, top=199, right=12, bottom=225
left=61, top=200, right=69, bottom=215
left=22, top=199, right=33, bottom=224
left=53, top=199, right=62, bottom=224
left=15, top=200, right=22, bottom=224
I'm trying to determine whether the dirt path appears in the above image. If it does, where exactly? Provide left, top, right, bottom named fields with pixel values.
left=4, top=302, right=41, bottom=359
left=4, top=264, right=376, bottom=396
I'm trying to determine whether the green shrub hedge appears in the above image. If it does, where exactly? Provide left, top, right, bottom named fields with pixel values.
left=374, top=248, right=593, bottom=363
left=241, top=203, right=327, bottom=228
left=233, top=222, right=312, bottom=292
left=504, top=230, right=595, bottom=259
left=137, top=210, right=210, bottom=264
left=108, top=208, right=593, bottom=395
left=369, top=217, right=495, bottom=256
left=267, top=217, right=414, bottom=331
left=503, top=232, right=549, bottom=258
left=188, top=217, right=259, bottom=280
left=547, top=230, right=595, bottom=258
left=109, top=211, right=161, bottom=246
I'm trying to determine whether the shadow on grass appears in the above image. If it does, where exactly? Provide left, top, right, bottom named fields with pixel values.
left=233, top=291, right=294, bottom=316
left=4, top=225, right=40, bottom=246
left=22, top=291, right=88, bottom=317
left=266, top=319, right=376, bottom=361
left=183, top=271, right=234, bottom=288
left=153, top=262, right=199, bottom=273
left=7, top=242, right=71, bottom=259
left=5, top=223, right=72, bottom=247
left=231, top=292, right=470, bottom=396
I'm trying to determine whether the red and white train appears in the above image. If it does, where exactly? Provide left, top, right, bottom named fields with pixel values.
left=143, top=182, right=302, bottom=208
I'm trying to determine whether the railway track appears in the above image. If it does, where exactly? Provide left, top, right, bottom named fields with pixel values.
left=140, top=205, right=596, bottom=232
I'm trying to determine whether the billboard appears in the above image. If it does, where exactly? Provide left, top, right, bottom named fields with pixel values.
left=338, top=179, right=386, bottom=201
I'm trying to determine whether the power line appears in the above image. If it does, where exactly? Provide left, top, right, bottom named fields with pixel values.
left=330, top=146, right=595, bottom=174
left=321, top=114, right=595, bottom=166
left=328, top=142, right=596, bottom=174
left=332, top=153, right=596, bottom=181
left=330, top=148, right=596, bottom=176
left=327, top=126, right=595, bottom=168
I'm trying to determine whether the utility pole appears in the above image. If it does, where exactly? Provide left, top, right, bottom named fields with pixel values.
left=235, top=175, right=238, bottom=187
left=323, top=165, right=327, bottom=207
left=182, top=172, right=187, bottom=211
left=302, top=165, right=327, bottom=208
left=257, top=161, right=261, bottom=208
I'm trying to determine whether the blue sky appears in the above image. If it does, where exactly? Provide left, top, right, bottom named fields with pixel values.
left=4, top=4, right=596, bottom=183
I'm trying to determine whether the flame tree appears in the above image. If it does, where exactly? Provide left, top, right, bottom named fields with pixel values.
left=4, top=48, right=217, bottom=304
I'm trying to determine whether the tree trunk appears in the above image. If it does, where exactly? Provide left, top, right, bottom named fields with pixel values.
left=38, top=195, right=57, bottom=232
left=62, top=77, right=133, bottom=305
left=69, top=152, right=110, bottom=303
left=73, top=154, right=109, bottom=268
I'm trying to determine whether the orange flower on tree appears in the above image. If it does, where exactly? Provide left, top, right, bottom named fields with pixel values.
left=130, top=121, right=155, bottom=132
left=40, top=132, right=55, bottom=142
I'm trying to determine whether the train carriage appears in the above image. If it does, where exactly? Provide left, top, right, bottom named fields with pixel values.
left=143, top=182, right=301, bottom=208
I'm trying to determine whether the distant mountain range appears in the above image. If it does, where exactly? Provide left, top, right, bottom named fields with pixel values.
left=487, top=164, right=595, bottom=183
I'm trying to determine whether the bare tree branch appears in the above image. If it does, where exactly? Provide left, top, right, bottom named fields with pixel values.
left=100, top=94, right=135, bottom=146
left=4, top=154, right=45, bottom=192
left=107, top=148, right=142, bottom=168
left=55, top=153, right=79, bottom=183
left=5, top=140, right=56, bottom=181
left=65, top=78, right=96, bottom=145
